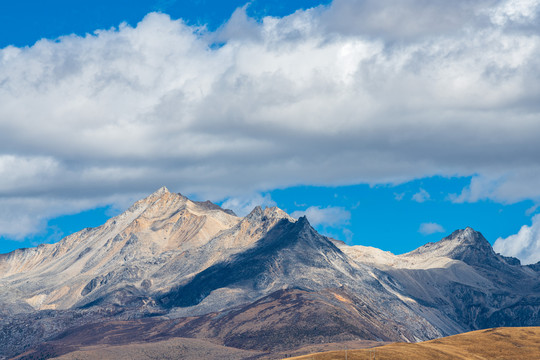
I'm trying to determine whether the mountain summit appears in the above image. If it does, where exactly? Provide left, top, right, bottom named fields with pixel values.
left=0, top=188, right=539, bottom=359
left=407, top=227, right=496, bottom=264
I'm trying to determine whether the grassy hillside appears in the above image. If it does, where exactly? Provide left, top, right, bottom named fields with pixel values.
left=288, top=327, right=540, bottom=360
left=16, top=326, right=540, bottom=359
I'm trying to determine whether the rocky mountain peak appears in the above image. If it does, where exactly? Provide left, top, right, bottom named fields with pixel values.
left=405, top=227, right=502, bottom=267
left=406, top=227, right=496, bottom=265
left=264, top=206, right=295, bottom=221
left=121, top=186, right=179, bottom=215
left=443, top=227, right=494, bottom=255
left=153, top=185, right=170, bottom=196
left=117, top=187, right=237, bottom=227
left=2, top=188, right=540, bottom=359
left=246, top=205, right=264, bottom=219
left=245, top=205, right=295, bottom=224
left=445, top=227, right=488, bottom=245
left=138, top=186, right=179, bottom=206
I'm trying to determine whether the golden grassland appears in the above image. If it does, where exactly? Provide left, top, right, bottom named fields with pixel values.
left=287, top=327, right=540, bottom=360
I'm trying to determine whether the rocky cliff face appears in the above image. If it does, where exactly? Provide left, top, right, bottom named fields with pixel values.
left=0, top=187, right=241, bottom=312
left=0, top=188, right=539, bottom=359
left=336, top=226, right=540, bottom=335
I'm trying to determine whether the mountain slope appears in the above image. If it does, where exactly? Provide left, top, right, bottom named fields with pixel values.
left=290, top=327, right=540, bottom=360
left=0, top=187, right=242, bottom=311
left=158, top=213, right=443, bottom=342
left=1, top=188, right=539, bottom=359
left=337, top=227, right=540, bottom=333
left=159, top=216, right=352, bottom=309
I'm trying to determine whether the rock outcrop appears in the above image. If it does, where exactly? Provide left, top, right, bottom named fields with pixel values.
left=0, top=188, right=539, bottom=359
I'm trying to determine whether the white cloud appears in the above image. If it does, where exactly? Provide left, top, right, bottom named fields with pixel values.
left=526, top=203, right=540, bottom=216
left=215, top=5, right=262, bottom=42
left=0, top=193, right=137, bottom=239
left=321, top=0, right=495, bottom=41
left=291, top=206, right=351, bottom=227
left=342, top=228, right=354, bottom=242
left=493, top=214, right=540, bottom=264
left=489, top=0, right=540, bottom=25
left=1, top=1, right=540, bottom=238
left=412, top=189, right=430, bottom=203
left=419, top=222, right=445, bottom=235
left=452, top=170, right=540, bottom=204
left=220, top=193, right=276, bottom=217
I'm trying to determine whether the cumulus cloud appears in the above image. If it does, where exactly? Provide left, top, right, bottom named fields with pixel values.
left=1, top=1, right=540, bottom=238
left=489, top=0, right=540, bottom=25
left=412, top=189, right=430, bottom=203
left=419, top=222, right=445, bottom=235
left=291, top=206, right=351, bottom=227
left=494, top=214, right=540, bottom=264
left=451, top=170, right=540, bottom=204
left=0, top=193, right=138, bottom=239
left=321, top=0, right=492, bottom=41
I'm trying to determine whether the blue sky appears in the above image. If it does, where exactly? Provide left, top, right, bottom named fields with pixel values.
left=0, top=0, right=328, bottom=48
left=1, top=0, right=540, bottom=263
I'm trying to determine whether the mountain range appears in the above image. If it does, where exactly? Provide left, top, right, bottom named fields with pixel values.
left=1, top=187, right=539, bottom=359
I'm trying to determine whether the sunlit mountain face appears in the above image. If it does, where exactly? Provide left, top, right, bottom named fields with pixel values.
left=1, top=1, right=540, bottom=358
left=1, top=189, right=538, bottom=358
